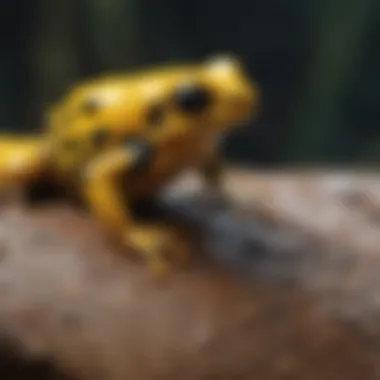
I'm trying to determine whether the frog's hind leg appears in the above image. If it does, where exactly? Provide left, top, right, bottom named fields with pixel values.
left=0, top=135, right=46, bottom=195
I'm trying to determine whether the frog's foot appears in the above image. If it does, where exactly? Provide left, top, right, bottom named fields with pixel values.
left=124, top=226, right=190, bottom=278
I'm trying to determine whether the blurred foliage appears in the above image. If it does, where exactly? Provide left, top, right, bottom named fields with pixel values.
left=0, top=0, right=379, bottom=166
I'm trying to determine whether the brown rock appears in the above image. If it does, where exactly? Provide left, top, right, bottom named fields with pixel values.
left=0, top=168, right=379, bottom=379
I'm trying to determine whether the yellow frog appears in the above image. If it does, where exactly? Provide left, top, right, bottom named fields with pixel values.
left=0, top=55, right=260, bottom=276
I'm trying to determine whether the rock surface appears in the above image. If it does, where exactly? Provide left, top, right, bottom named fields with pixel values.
left=0, top=168, right=379, bottom=379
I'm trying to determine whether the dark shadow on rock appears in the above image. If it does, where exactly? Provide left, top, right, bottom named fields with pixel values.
left=159, top=189, right=351, bottom=286
left=0, top=341, right=69, bottom=380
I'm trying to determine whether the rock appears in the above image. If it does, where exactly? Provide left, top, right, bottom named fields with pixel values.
left=0, top=168, right=379, bottom=379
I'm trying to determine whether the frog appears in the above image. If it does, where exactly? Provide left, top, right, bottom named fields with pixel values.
left=0, top=55, right=261, bottom=276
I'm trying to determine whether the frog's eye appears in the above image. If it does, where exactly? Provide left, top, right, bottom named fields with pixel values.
left=91, top=127, right=110, bottom=147
left=82, top=98, right=102, bottom=115
left=174, top=82, right=212, bottom=114
left=146, top=104, right=165, bottom=127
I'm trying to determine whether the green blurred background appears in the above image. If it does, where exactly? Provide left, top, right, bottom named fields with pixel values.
left=1, top=0, right=379, bottom=166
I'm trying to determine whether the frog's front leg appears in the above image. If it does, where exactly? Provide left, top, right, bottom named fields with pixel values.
left=198, top=148, right=227, bottom=197
left=82, top=140, right=189, bottom=277
left=123, top=223, right=190, bottom=277
left=200, top=153, right=223, bottom=188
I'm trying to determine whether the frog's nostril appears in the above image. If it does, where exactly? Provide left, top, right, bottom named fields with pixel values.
left=174, top=83, right=212, bottom=114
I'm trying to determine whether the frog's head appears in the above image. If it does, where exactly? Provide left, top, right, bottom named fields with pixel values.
left=133, top=54, right=261, bottom=145
left=169, top=55, right=260, bottom=132
left=44, top=55, right=260, bottom=174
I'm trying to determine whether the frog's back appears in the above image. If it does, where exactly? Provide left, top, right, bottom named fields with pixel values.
left=62, top=63, right=198, bottom=104
left=46, top=62, right=200, bottom=140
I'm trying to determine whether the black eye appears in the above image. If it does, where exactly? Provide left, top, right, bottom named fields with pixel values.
left=82, top=98, right=101, bottom=115
left=174, top=83, right=212, bottom=114
left=92, top=128, right=109, bottom=147
left=147, top=104, right=165, bottom=126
